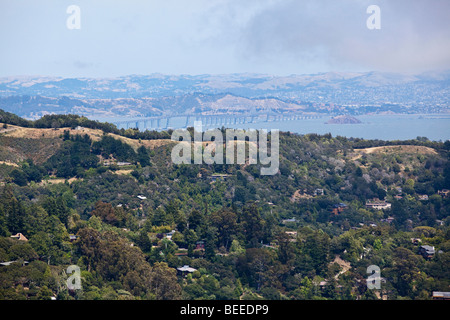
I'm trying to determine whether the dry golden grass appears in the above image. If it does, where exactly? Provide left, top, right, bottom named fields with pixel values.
left=290, top=189, right=313, bottom=202
left=39, top=177, right=80, bottom=185
left=0, top=161, right=19, bottom=167
left=113, top=169, right=134, bottom=175
left=358, top=145, right=437, bottom=155
left=1, top=125, right=173, bottom=151
left=351, top=145, right=437, bottom=161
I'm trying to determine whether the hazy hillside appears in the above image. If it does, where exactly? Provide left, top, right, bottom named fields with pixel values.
left=0, top=71, right=449, bottom=118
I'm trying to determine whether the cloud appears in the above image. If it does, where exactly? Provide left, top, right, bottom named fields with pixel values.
left=2, top=0, right=448, bottom=77
left=231, top=0, right=450, bottom=73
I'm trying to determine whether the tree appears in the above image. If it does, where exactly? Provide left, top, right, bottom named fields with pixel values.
left=165, top=200, right=182, bottom=226
left=56, top=196, right=70, bottom=227
left=24, top=205, right=49, bottom=237
left=137, top=146, right=151, bottom=167
left=240, top=203, right=265, bottom=248
left=5, top=196, right=26, bottom=234
left=36, top=286, right=53, bottom=300
left=0, top=204, right=9, bottom=236
left=276, top=230, right=295, bottom=265
left=10, top=169, right=27, bottom=187
left=29, top=231, right=52, bottom=259
left=8, top=242, right=38, bottom=261
left=230, top=239, right=245, bottom=255
left=304, top=231, right=331, bottom=277
left=188, top=209, right=205, bottom=235
left=242, top=248, right=281, bottom=291
left=210, top=209, right=238, bottom=249
left=149, top=262, right=182, bottom=300
left=75, top=228, right=102, bottom=272
left=388, top=247, right=423, bottom=297
left=91, top=201, right=118, bottom=226
left=204, top=226, right=218, bottom=260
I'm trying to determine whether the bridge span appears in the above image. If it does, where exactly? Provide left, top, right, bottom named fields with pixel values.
left=110, top=113, right=323, bottom=131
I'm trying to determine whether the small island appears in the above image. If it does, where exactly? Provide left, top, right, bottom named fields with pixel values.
left=326, top=115, right=362, bottom=124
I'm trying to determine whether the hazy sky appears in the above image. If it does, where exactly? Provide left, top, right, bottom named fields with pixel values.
left=1, top=0, right=449, bottom=77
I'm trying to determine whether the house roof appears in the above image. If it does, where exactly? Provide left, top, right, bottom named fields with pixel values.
left=177, top=265, right=197, bottom=273
left=0, top=260, right=29, bottom=266
left=366, top=200, right=390, bottom=205
left=433, top=292, right=450, bottom=299
left=420, top=245, right=435, bottom=254
left=333, top=203, right=347, bottom=208
left=10, top=233, right=28, bottom=241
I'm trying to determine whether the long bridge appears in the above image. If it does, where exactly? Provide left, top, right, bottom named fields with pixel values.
left=110, top=113, right=323, bottom=131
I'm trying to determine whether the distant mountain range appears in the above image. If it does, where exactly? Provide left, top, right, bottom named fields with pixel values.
left=0, top=71, right=448, bottom=119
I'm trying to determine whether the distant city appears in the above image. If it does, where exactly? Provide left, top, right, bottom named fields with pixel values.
left=0, top=71, right=448, bottom=120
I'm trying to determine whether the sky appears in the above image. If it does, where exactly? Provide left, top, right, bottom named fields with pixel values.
left=1, top=0, right=449, bottom=78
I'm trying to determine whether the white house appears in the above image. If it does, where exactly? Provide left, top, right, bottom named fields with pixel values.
left=365, top=200, right=391, bottom=210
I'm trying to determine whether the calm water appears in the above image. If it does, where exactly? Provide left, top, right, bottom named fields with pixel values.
left=94, top=114, right=450, bottom=141
left=197, top=114, right=450, bottom=141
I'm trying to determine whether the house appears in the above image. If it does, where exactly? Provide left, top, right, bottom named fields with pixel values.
left=282, top=218, right=297, bottom=225
left=314, top=188, right=324, bottom=196
left=69, top=234, right=78, bottom=242
left=177, top=265, right=197, bottom=276
left=165, top=230, right=176, bottom=241
left=285, top=231, right=297, bottom=238
left=418, top=194, right=429, bottom=201
left=432, top=292, right=450, bottom=300
left=262, top=243, right=278, bottom=250
left=365, top=199, right=391, bottom=210
left=285, top=231, right=297, bottom=242
left=411, top=238, right=422, bottom=245
left=419, top=245, right=435, bottom=259
left=137, top=195, right=147, bottom=200
left=0, top=260, right=29, bottom=267
left=195, top=241, right=205, bottom=250
left=438, top=189, right=450, bottom=198
left=331, top=203, right=348, bottom=215
left=10, top=233, right=28, bottom=241
left=381, top=216, right=394, bottom=223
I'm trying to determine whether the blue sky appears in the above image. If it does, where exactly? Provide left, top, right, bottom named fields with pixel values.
left=1, top=0, right=449, bottom=77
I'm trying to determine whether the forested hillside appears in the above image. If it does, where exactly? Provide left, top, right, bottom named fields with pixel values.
left=0, top=113, right=449, bottom=300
